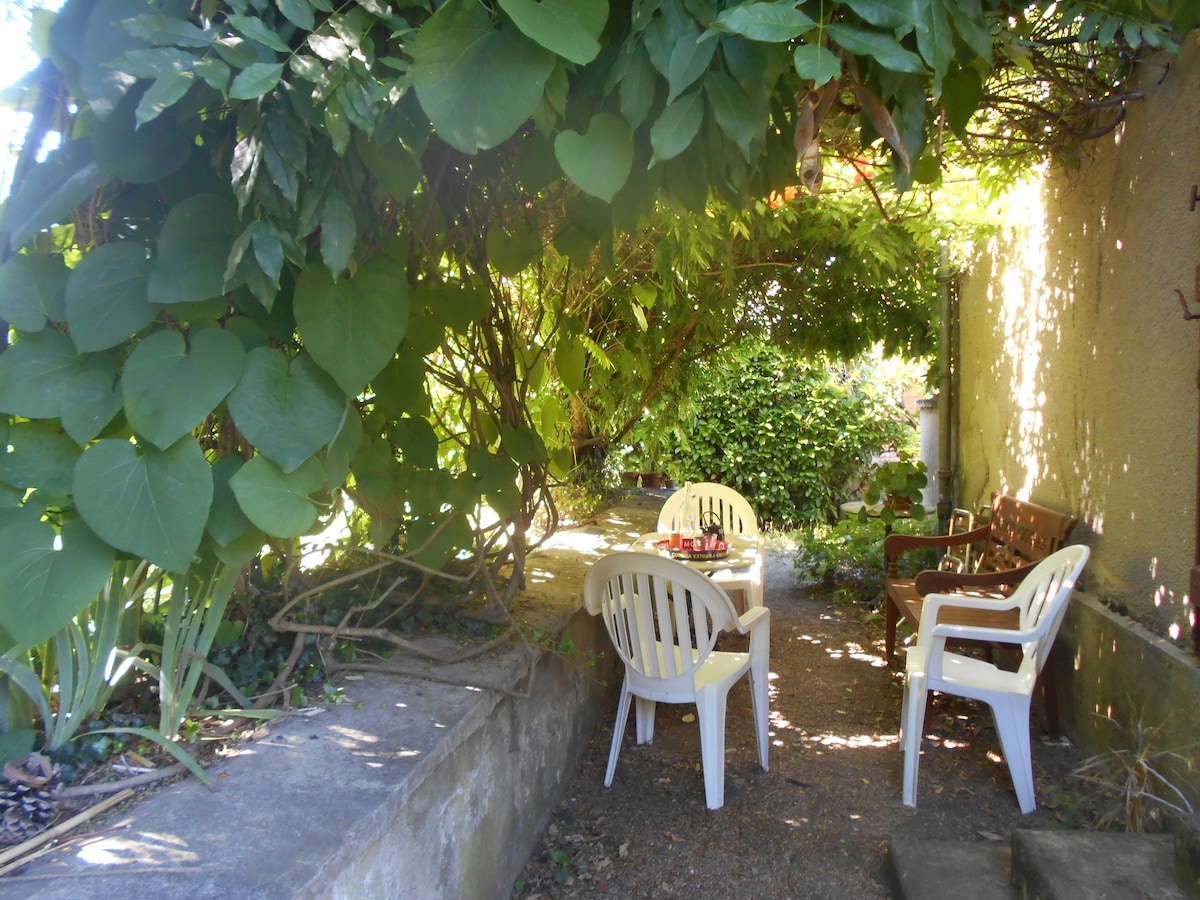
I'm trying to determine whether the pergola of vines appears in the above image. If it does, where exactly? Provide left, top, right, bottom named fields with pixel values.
left=0, top=0, right=1190, bottom=650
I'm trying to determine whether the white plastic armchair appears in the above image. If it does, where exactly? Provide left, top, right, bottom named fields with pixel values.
left=658, top=482, right=765, bottom=608
left=899, top=544, right=1090, bottom=814
left=584, top=552, right=771, bottom=810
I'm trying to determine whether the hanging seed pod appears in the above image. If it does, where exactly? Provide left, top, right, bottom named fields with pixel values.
left=847, top=57, right=911, bottom=175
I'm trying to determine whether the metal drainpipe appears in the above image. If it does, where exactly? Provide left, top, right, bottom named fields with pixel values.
left=936, top=250, right=956, bottom=531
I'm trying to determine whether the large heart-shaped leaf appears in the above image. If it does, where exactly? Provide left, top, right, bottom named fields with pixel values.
left=61, top=351, right=123, bottom=444
left=496, top=0, right=607, bottom=64
left=408, top=511, right=474, bottom=570
left=121, top=327, right=246, bottom=449
left=467, top=449, right=521, bottom=518
left=554, top=114, right=633, bottom=202
left=411, top=0, right=556, bottom=154
left=393, top=417, right=440, bottom=470
left=324, top=404, right=362, bottom=489
left=941, top=65, right=984, bottom=137
left=73, top=437, right=213, bottom=573
left=554, top=334, right=586, bottom=394
left=0, top=253, right=68, bottom=332
left=358, top=136, right=422, bottom=203
left=372, top=351, right=429, bottom=419
left=318, top=190, right=356, bottom=276
left=1, top=139, right=110, bottom=249
left=148, top=194, right=241, bottom=305
left=229, top=455, right=326, bottom=538
left=0, top=421, right=80, bottom=496
left=294, top=259, right=409, bottom=396
left=226, top=349, right=348, bottom=473
left=0, top=510, right=115, bottom=648
left=0, top=329, right=82, bottom=419
left=500, top=423, right=547, bottom=465
left=486, top=222, right=543, bottom=277
left=206, top=455, right=255, bottom=547
left=349, top=436, right=403, bottom=513
left=65, top=241, right=157, bottom=352
left=79, top=0, right=144, bottom=118
left=91, top=82, right=191, bottom=184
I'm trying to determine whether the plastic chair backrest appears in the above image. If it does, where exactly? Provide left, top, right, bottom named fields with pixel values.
left=585, top=553, right=739, bottom=687
left=1008, top=544, right=1088, bottom=675
left=658, top=483, right=760, bottom=537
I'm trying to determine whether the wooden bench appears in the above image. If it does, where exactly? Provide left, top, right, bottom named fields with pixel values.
left=883, top=493, right=1077, bottom=735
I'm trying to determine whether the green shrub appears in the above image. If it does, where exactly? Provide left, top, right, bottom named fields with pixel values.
left=631, top=342, right=921, bottom=528
left=794, top=517, right=937, bottom=604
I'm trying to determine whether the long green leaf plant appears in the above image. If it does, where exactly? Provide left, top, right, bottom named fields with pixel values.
left=117, top=539, right=280, bottom=748
left=0, top=560, right=143, bottom=754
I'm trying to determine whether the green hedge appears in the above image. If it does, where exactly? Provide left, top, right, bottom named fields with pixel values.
left=633, top=343, right=919, bottom=528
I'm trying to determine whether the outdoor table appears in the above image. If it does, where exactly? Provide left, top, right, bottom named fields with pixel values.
left=630, top=532, right=764, bottom=611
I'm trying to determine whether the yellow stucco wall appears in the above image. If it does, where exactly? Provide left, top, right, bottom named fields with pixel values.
left=957, top=33, right=1200, bottom=641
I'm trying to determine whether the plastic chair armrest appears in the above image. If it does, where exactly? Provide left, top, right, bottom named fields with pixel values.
left=735, top=605, right=770, bottom=634
left=929, top=621, right=1031, bottom=644
left=917, top=591, right=1019, bottom=633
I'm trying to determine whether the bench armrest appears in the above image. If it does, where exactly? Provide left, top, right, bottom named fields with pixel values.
left=883, top=524, right=991, bottom=562
left=914, top=561, right=1039, bottom=597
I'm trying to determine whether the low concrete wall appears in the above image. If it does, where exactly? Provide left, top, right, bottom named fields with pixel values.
left=1055, top=592, right=1200, bottom=798
left=0, top=498, right=659, bottom=899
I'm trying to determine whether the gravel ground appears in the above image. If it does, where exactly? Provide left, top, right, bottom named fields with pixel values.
left=512, top=547, right=1105, bottom=898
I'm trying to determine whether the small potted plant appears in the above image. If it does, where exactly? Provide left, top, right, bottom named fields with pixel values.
left=861, top=458, right=928, bottom=525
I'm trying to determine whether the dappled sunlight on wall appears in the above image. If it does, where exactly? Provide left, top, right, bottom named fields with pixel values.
left=956, top=38, right=1200, bottom=643
left=964, top=174, right=1070, bottom=506
left=993, top=176, right=1058, bottom=501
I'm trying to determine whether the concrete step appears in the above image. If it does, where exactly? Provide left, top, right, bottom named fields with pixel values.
left=890, top=830, right=1193, bottom=900
left=889, top=836, right=1016, bottom=900
left=1012, top=831, right=1187, bottom=900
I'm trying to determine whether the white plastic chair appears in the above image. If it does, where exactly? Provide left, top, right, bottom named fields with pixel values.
left=584, top=552, right=771, bottom=810
left=899, top=544, right=1090, bottom=814
left=658, top=482, right=765, bottom=609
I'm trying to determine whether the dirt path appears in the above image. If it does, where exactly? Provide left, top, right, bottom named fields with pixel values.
left=513, top=548, right=1101, bottom=898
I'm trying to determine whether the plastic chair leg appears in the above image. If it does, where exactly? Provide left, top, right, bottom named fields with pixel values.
left=991, top=696, right=1036, bottom=814
left=634, top=696, right=657, bottom=744
left=901, top=673, right=928, bottom=808
left=604, top=680, right=633, bottom=788
left=695, top=685, right=729, bottom=810
left=749, top=660, right=770, bottom=771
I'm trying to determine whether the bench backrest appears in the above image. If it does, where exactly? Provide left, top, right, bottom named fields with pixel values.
left=978, top=493, right=1077, bottom=573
